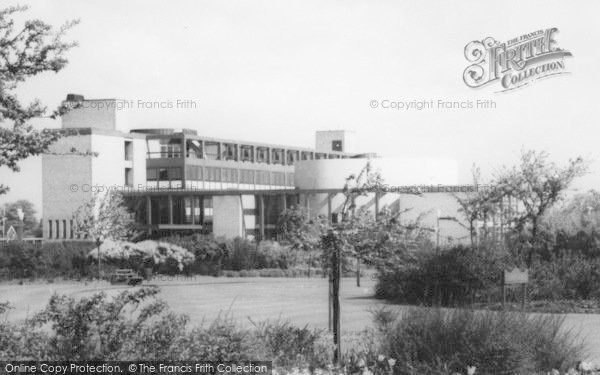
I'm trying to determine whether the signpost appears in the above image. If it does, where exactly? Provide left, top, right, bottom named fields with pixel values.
left=502, top=268, right=529, bottom=310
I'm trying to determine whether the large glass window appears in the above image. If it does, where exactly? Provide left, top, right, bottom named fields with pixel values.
left=223, top=143, right=237, bottom=161
left=194, top=197, right=202, bottom=225
left=271, top=149, right=284, bottom=165
left=203, top=197, right=213, bottom=225
left=205, top=142, right=220, bottom=160
left=159, top=197, right=169, bottom=224
left=158, top=168, right=169, bottom=181
left=146, top=138, right=182, bottom=158
left=240, top=145, right=253, bottom=162
left=240, top=169, right=254, bottom=184
left=222, top=168, right=238, bottom=183
left=206, top=167, right=221, bottom=182
left=124, top=141, right=133, bottom=161
left=186, top=140, right=203, bottom=158
left=172, top=197, right=184, bottom=224
left=256, top=171, right=270, bottom=185
left=272, top=172, right=285, bottom=186
left=147, top=168, right=158, bottom=181
left=256, top=147, right=269, bottom=163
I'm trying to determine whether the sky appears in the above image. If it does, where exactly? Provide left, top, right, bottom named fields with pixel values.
left=1, top=0, right=599, bottom=216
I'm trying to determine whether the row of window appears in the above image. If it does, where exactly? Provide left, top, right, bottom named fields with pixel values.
left=149, top=196, right=213, bottom=226
left=47, top=219, right=84, bottom=240
left=146, top=167, right=293, bottom=186
left=147, top=137, right=350, bottom=164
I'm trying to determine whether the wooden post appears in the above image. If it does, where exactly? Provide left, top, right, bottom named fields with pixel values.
left=328, top=272, right=332, bottom=332
left=331, top=231, right=341, bottom=363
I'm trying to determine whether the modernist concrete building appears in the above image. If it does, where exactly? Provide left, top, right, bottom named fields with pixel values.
left=42, top=94, right=472, bottom=242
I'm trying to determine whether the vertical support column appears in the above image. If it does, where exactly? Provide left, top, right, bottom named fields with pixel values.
left=188, top=196, right=193, bottom=225
left=304, top=193, right=310, bottom=214
left=374, top=191, right=380, bottom=219
left=168, top=194, right=173, bottom=225
left=218, top=142, right=223, bottom=160
left=281, top=193, right=287, bottom=212
left=259, top=195, right=265, bottom=240
left=146, top=196, right=152, bottom=234
left=327, top=193, right=332, bottom=223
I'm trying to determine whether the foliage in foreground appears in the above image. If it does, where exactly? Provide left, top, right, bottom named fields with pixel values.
left=0, top=289, right=587, bottom=374
left=372, top=307, right=584, bottom=375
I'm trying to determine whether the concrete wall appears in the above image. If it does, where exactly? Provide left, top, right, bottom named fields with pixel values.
left=42, top=134, right=93, bottom=240
left=295, top=158, right=467, bottom=245
left=132, top=137, right=147, bottom=187
left=42, top=131, right=144, bottom=240
left=294, top=157, right=458, bottom=190
left=62, top=99, right=130, bottom=133
left=213, top=195, right=243, bottom=238
left=315, top=130, right=357, bottom=153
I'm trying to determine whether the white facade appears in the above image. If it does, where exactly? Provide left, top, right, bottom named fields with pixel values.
left=42, top=98, right=145, bottom=241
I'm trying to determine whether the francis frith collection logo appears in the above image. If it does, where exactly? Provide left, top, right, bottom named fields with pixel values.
left=463, top=28, right=572, bottom=92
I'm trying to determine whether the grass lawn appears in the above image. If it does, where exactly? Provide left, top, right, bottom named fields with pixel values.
left=2, top=276, right=600, bottom=362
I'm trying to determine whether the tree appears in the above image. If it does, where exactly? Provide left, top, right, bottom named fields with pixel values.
left=1, top=199, right=41, bottom=236
left=493, top=150, right=588, bottom=265
left=72, top=190, right=135, bottom=280
left=0, top=5, right=78, bottom=195
left=318, top=162, right=426, bottom=363
left=277, top=205, right=324, bottom=277
left=454, top=165, right=502, bottom=248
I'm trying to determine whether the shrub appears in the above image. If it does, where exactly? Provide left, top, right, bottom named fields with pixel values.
left=530, top=251, right=600, bottom=300
left=251, top=319, right=328, bottom=370
left=375, top=307, right=583, bottom=375
left=0, top=241, right=94, bottom=280
left=375, top=245, right=511, bottom=306
left=259, top=269, right=285, bottom=277
left=223, top=238, right=259, bottom=271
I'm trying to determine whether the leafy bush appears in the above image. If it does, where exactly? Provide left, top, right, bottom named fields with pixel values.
left=0, top=241, right=94, bottom=280
left=0, top=289, right=331, bottom=368
left=374, top=307, right=584, bottom=375
left=162, top=234, right=227, bottom=276
left=251, top=319, right=328, bottom=370
left=259, top=269, right=286, bottom=277
left=375, top=245, right=511, bottom=306
left=1, top=290, right=586, bottom=373
left=91, top=239, right=195, bottom=273
left=530, top=251, right=600, bottom=300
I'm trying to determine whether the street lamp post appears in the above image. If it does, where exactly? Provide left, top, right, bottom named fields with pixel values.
left=16, top=208, right=24, bottom=241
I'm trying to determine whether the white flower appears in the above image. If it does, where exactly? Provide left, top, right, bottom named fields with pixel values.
left=578, top=361, right=594, bottom=372
left=549, top=369, right=560, bottom=375
left=377, top=354, right=385, bottom=362
left=466, top=365, right=476, bottom=375
left=356, top=359, right=365, bottom=368
left=387, top=358, right=396, bottom=367
left=361, top=369, right=373, bottom=375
